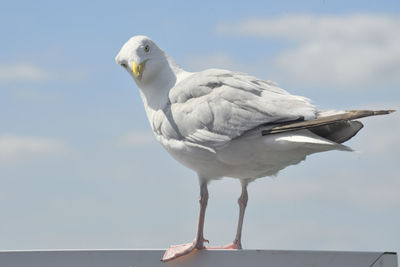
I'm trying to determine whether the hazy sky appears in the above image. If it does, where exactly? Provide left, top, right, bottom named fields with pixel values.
left=1, top=0, right=399, bottom=254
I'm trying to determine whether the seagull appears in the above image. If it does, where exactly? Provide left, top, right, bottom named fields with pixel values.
left=115, top=35, right=394, bottom=262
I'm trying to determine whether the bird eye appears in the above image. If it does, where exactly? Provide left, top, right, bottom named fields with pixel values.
left=144, top=44, right=150, bottom=53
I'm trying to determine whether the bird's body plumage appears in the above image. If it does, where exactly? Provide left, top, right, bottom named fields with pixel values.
left=135, top=64, right=351, bottom=180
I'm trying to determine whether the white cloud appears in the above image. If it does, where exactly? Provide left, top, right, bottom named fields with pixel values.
left=216, top=14, right=400, bottom=88
left=0, top=63, right=89, bottom=83
left=116, top=130, right=156, bottom=148
left=0, top=135, right=69, bottom=162
left=0, top=64, right=49, bottom=82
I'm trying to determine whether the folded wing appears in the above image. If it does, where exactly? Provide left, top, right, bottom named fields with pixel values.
left=167, top=69, right=316, bottom=149
left=163, top=69, right=394, bottom=150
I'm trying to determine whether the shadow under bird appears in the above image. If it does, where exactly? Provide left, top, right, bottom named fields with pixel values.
left=115, top=35, right=394, bottom=262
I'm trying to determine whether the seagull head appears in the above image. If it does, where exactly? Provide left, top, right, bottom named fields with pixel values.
left=115, top=35, right=168, bottom=84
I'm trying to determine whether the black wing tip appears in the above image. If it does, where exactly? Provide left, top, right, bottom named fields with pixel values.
left=373, top=109, right=396, bottom=115
left=261, top=109, right=394, bottom=136
left=346, top=109, right=396, bottom=117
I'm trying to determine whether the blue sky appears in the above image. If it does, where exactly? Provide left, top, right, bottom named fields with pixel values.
left=1, top=0, right=399, bottom=254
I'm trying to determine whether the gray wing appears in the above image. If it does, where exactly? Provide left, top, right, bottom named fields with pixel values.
left=163, top=69, right=317, bottom=150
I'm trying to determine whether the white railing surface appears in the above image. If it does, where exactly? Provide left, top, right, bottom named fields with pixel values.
left=0, top=249, right=397, bottom=267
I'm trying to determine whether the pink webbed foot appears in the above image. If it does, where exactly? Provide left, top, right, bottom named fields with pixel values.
left=207, top=241, right=242, bottom=250
left=161, top=238, right=209, bottom=262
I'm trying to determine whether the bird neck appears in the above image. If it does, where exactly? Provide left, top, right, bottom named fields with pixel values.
left=138, top=55, right=191, bottom=125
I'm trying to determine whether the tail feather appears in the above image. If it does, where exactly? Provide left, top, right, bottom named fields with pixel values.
left=309, top=120, right=363, bottom=144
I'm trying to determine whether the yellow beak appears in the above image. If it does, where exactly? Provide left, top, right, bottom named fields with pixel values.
left=132, top=61, right=145, bottom=78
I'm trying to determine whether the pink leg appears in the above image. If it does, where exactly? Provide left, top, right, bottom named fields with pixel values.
left=232, top=180, right=248, bottom=248
left=162, top=178, right=209, bottom=262
left=208, top=180, right=248, bottom=250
